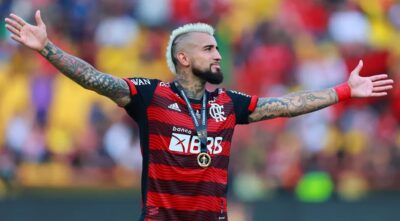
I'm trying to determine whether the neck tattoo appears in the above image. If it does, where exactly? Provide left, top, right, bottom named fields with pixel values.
left=176, top=71, right=205, bottom=100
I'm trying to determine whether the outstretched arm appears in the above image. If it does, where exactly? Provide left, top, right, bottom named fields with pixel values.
left=249, top=60, right=394, bottom=123
left=5, top=10, right=131, bottom=107
left=39, top=41, right=131, bottom=106
left=248, top=88, right=337, bottom=122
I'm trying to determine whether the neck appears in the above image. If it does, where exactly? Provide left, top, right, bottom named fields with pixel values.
left=176, top=70, right=206, bottom=100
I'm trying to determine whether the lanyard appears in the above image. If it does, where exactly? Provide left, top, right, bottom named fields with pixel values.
left=174, top=81, right=208, bottom=153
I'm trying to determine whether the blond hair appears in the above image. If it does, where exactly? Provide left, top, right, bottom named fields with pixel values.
left=166, top=23, right=215, bottom=74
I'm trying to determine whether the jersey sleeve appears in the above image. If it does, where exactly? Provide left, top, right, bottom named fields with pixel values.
left=226, top=90, right=258, bottom=125
left=122, top=77, right=159, bottom=121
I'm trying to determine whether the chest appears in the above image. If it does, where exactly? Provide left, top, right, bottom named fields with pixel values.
left=146, top=87, right=236, bottom=155
left=150, top=88, right=235, bottom=131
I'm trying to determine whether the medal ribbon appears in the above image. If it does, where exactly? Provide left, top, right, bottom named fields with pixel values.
left=174, top=81, right=208, bottom=154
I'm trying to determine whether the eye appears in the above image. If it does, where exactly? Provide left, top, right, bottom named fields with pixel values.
left=203, top=45, right=215, bottom=51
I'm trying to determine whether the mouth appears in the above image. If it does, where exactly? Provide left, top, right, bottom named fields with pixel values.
left=211, top=63, right=221, bottom=71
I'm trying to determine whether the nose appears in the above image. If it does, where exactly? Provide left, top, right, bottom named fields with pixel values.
left=214, top=50, right=222, bottom=61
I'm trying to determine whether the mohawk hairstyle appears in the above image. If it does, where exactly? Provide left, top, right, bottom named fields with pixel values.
left=166, top=23, right=215, bottom=75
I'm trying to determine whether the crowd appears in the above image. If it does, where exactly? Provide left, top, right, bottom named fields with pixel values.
left=0, top=0, right=400, bottom=203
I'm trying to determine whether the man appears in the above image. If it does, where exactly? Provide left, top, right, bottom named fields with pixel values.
left=5, top=10, right=393, bottom=221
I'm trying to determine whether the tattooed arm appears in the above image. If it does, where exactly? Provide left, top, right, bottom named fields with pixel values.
left=39, top=41, right=130, bottom=106
left=248, top=60, right=393, bottom=123
left=248, top=89, right=337, bottom=122
left=5, top=10, right=131, bottom=106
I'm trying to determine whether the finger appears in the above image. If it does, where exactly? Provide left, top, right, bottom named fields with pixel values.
left=373, top=79, right=394, bottom=86
left=369, top=74, right=389, bottom=81
left=371, top=92, right=388, bottom=97
left=5, top=18, right=23, bottom=31
left=352, top=60, right=363, bottom=75
left=9, top=13, right=27, bottom=27
left=35, top=10, right=44, bottom=27
left=10, top=34, right=24, bottom=44
left=373, top=85, right=393, bottom=92
left=5, top=24, right=21, bottom=37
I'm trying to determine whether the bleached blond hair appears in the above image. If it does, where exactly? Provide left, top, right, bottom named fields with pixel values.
left=166, top=23, right=215, bottom=75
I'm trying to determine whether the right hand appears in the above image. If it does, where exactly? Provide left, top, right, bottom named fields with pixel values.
left=5, top=10, right=48, bottom=51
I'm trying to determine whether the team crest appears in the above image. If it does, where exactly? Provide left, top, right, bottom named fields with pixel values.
left=209, top=103, right=226, bottom=122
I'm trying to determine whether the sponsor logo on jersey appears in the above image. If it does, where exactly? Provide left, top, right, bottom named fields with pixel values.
left=169, top=133, right=223, bottom=154
left=172, top=126, right=192, bottom=135
left=209, top=103, right=226, bottom=122
left=168, top=103, right=181, bottom=112
left=131, top=78, right=151, bottom=86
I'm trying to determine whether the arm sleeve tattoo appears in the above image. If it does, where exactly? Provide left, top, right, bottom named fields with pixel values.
left=39, top=41, right=130, bottom=106
left=248, top=88, right=338, bottom=122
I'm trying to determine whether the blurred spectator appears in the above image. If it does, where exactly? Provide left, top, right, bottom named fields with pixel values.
left=5, top=113, right=32, bottom=155
left=30, top=72, right=54, bottom=126
left=103, top=108, right=142, bottom=171
left=95, top=15, right=139, bottom=47
left=135, top=0, right=171, bottom=27
left=328, top=3, right=371, bottom=45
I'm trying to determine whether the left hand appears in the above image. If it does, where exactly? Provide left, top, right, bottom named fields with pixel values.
left=348, top=60, right=394, bottom=97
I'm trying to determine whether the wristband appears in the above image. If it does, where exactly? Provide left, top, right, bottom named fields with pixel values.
left=334, top=83, right=351, bottom=102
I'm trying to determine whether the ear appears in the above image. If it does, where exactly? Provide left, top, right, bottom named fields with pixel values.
left=176, top=52, right=190, bottom=67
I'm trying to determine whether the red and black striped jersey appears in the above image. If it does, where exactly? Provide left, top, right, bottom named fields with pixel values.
left=123, top=77, right=258, bottom=221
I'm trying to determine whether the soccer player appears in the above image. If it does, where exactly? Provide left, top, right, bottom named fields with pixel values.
left=5, top=10, right=393, bottom=221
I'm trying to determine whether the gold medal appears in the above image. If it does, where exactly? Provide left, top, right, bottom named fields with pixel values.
left=197, top=153, right=211, bottom=168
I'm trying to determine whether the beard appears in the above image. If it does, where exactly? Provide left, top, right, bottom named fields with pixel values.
left=192, top=64, right=224, bottom=85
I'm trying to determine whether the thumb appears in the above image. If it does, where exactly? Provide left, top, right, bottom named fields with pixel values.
left=35, top=10, right=44, bottom=27
left=352, top=60, right=363, bottom=76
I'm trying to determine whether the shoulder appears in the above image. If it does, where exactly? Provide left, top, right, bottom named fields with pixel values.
left=226, top=89, right=252, bottom=99
left=207, top=88, right=252, bottom=101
